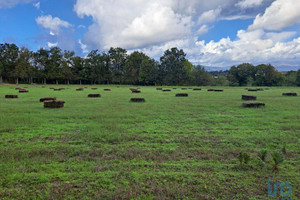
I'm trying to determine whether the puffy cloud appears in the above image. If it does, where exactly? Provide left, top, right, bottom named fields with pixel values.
left=236, top=0, right=264, bottom=9
left=47, top=42, right=58, bottom=48
left=0, top=0, right=34, bottom=9
left=249, top=0, right=300, bottom=30
left=197, top=8, right=221, bottom=24
left=73, top=0, right=299, bottom=68
left=36, top=15, right=72, bottom=35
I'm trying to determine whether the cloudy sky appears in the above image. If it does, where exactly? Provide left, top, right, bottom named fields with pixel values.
left=0, top=0, right=300, bottom=69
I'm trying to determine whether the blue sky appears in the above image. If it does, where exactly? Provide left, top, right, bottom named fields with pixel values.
left=0, top=0, right=300, bottom=69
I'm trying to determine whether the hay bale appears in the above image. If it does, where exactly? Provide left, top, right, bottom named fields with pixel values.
left=130, top=98, right=145, bottom=102
left=19, top=89, right=28, bottom=93
left=243, top=102, right=265, bottom=108
left=193, top=88, right=202, bottom=91
left=76, top=88, right=84, bottom=91
left=207, top=89, right=214, bottom=91
left=53, top=89, right=61, bottom=91
left=248, top=89, right=258, bottom=92
left=283, top=93, right=297, bottom=96
left=214, top=89, right=224, bottom=92
left=130, top=88, right=138, bottom=91
left=176, top=93, right=188, bottom=97
left=242, top=95, right=257, bottom=101
left=91, top=88, right=98, bottom=90
left=104, top=89, right=111, bottom=91
left=162, top=89, right=171, bottom=92
left=50, top=88, right=55, bottom=90
left=15, top=87, right=22, bottom=90
left=173, top=88, right=177, bottom=89
left=156, top=88, right=163, bottom=90
left=59, top=88, right=65, bottom=90
left=181, top=88, right=187, bottom=90
left=40, top=97, right=56, bottom=102
left=132, top=90, right=141, bottom=93
left=44, top=100, right=65, bottom=108
left=5, top=95, right=18, bottom=99
left=88, top=94, right=101, bottom=98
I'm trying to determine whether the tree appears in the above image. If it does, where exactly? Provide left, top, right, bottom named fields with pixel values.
left=296, top=69, right=300, bottom=86
left=191, top=65, right=213, bottom=86
left=108, top=47, right=127, bottom=84
left=34, top=48, right=50, bottom=84
left=255, top=64, right=280, bottom=86
left=0, top=43, right=19, bottom=83
left=15, top=47, right=33, bottom=84
left=0, top=61, right=3, bottom=83
left=61, top=50, right=75, bottom=84
left=48, top=47, right=63, bottom=84
left=160, top=47, right=188, bottom=85
left=124, top=51, right=158, bottom=85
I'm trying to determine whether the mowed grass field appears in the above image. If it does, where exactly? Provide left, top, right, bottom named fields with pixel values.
left=0, top=84, right=299, bottom=199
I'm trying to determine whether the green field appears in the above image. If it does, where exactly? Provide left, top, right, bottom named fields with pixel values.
left=0, top=84, right=299, bottom=199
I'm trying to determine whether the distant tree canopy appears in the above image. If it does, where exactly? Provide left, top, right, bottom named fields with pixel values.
left=0, top=43, right=299, bottom=86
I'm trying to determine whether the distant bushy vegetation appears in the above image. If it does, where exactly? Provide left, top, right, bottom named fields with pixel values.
left=1, top=43, right=299, bottom=86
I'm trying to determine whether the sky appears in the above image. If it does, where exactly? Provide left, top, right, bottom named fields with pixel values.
left=0, top=0, right=300, bottom=69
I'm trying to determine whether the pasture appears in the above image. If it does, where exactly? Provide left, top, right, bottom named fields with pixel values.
left=0, top=84, right=299, bottom=199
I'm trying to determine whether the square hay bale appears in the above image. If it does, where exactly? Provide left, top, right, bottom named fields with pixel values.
left=248, top=89, right=258, bottom=92
left=88, top=94, right=101, bottom=98
left=242, top=95, right=257, bottom=101
left=15, top=88, right=22, bottom=90
left=91, top=88, right=98, bottom=90
left=44, top=100, right=65, bottom=108
left=53, top=89, right=61, bottom=91
left=130, top=98, right=145, bottom=102
left=181, top=88, right=187, bottom=90
left=5, top=95, right=18, bottom=99
left=176, top=93, right=188, bottom=97
left=282, top=93, right=297, bottom=96
left=76, top=88, right=84, bottom=91
left=156, top=88, right=163, bottom=90
left=207, top=89, right=214, bottom=91
left=214, top=89, right=224, bottom=92
left=193, top=88, right=202, bottom=91
left=162, top=89, right=171, bottom=92
left=242, top=102, right=265, bottom=108
left=40, top=97, right=56, bottom=102
left=132, top=90, right=141, bottom=93
left=104, top=89, right=111, bottom=91
left=19, top=89, right=29, bottom=93
left=173, top=88, right=177, bottom=89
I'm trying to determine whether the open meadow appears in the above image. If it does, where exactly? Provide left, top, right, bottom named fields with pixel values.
left=0, top=84, right=299, bottom=199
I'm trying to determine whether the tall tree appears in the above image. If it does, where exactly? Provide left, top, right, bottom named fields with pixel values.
left=15, top=47, right=32, bottom=84
left=61, top=50, right=75, bottom=84
left=160, top=47, right=188, bottom=85
left=0, top=43, right=19, bottom=83
left=34, top=48, right=50, bottom=84
left=48, top=47, right=63, bottom=84
left=108, top=47, right=127, bottom=84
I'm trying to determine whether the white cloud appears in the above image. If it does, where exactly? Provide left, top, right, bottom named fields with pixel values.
left=249, top=0, right=300, bottom=31
left=236, top=0, right=264, bottom=9
left=197, top=8, right=221, bottom=24
left=47, top=42, right=58, bottom=48
left=78, top=40, right=88, bottom=54
left=73, top=0, right=300, bottom=68
left=36, top=15, right=72, bottom=34
left=33, top=1, right=39, bottom=9
left=0, top=0, right=34, bottom=8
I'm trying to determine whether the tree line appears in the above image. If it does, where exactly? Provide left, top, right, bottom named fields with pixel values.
left=0, top=43, right=299, bottom=86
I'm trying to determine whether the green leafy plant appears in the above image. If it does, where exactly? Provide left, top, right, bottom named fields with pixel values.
left=258, top=150, right=268, bottom=169
left=271, top=152, right=284, bottom=172
left=238, top=152, right=251, bottom=165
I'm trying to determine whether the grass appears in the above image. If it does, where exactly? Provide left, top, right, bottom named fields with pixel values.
left=0, top=84, right=299, bottom=199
